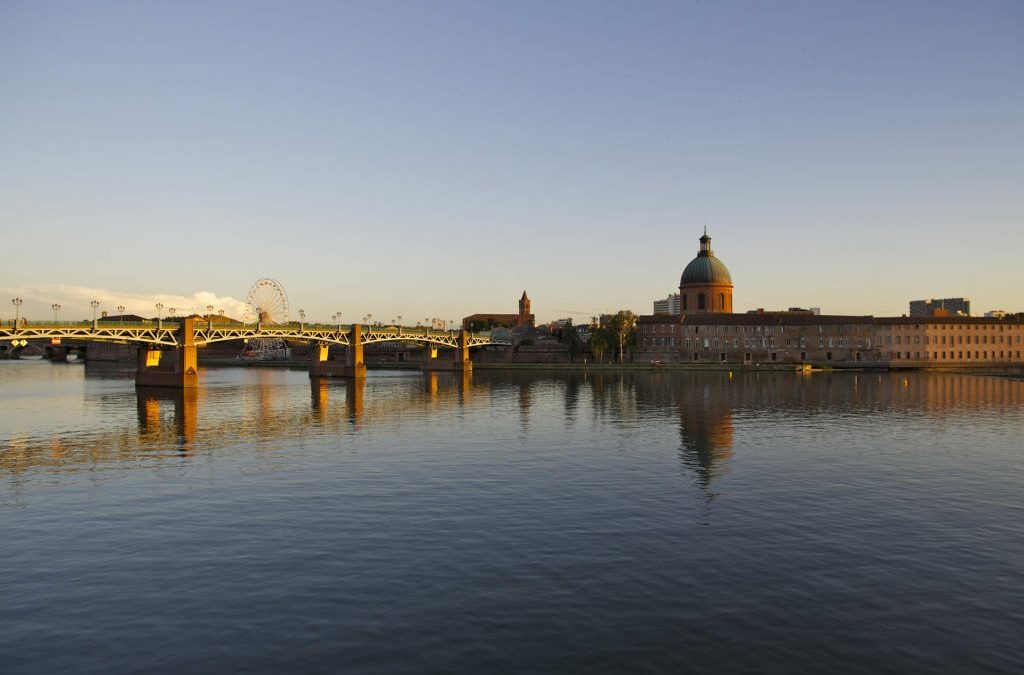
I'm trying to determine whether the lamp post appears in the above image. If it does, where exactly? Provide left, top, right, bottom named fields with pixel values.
left=336, top=312, right=342, bottom=331
left=169, top=307, right=176, bottom=319
left=90, top=300, right=100, bottom=329
left=207, top=304, right=214, bottom=330
left=117, top=305, right=125, bottom=325
left=52, top=303, right=61, bottom=323
left=298, top=309, right=305, bottom=330
left=156, top=302, right=163, bottom=329
left=11, top=297, right=22, bottom=329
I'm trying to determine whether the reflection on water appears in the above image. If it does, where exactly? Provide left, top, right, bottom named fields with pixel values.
left=3, top=365, right=1024, bottom=481
left=2, top=362, right=1024, bottom=674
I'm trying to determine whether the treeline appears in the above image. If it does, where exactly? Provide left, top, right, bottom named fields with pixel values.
left=557, top=310, right=637, bottom=363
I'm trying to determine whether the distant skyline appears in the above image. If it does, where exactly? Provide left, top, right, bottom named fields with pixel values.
left=2, top=1, right=1022, bottom=324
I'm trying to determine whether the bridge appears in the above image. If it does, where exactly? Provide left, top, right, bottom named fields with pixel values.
left=1, top=317, right=512, bottom=387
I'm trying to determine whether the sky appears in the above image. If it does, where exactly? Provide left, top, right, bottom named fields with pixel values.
left=1, top=0, right=1022, bottom=325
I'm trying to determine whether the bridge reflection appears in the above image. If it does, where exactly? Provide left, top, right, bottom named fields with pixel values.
left=3, top=369, right=1023, bottom=482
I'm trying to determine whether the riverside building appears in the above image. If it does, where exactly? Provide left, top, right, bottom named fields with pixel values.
left=637, top=233, right=1024, bottom=367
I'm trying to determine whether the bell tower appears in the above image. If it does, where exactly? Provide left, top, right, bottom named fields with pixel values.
left=518, top=291, right=531, bottom=324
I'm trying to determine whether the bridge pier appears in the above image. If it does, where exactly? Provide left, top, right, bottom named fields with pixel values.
left=420, top=330, right=473, bottom=372
left=135, top=317, right=198, bottom=388
left=309, top=324, right=366, bottom=378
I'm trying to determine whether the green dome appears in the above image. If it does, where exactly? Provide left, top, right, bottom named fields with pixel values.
left=680, top=255, right=732, bottom=285
left=680, top=232, right=732, bottom=286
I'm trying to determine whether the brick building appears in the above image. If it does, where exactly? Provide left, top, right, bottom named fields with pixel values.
left=636, top=233, right=1024, bottom=367
left=462, top=291, right=536, bottom=331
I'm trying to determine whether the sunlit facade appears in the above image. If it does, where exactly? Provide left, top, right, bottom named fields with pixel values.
left=637, top=234, right=1024, bottom=367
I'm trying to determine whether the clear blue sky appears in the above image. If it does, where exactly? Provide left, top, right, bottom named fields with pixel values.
left=2, top=0, right=1022, bottom=323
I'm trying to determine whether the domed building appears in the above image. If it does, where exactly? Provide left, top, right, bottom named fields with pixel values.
left=679, top=230, right=733, bottom=314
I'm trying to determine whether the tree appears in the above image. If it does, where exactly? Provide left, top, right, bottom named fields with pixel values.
left=589, top=329, right=609, bottom=363
left=606, top=310, right=637, bottom=364
left=559, top=319, right=582, bottom=361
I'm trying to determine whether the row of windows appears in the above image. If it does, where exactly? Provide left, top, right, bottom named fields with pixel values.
left=679, top=292, right=728, bottom=312
left=889, top=323, right=1013, bottom=331
left=639, top=339, right=1024, bottom=362
left=890, top=334, right=1022, bottom=346
left=891, top=351, right=1023, bottom=361
left=640, top=323, right=1024, bottom=342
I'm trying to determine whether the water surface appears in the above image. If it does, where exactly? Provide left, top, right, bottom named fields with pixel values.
left=2, top=361, right=1022, bottom=673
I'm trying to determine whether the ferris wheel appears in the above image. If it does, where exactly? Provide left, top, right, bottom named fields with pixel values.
left=246, top=278, right=289, bottom=325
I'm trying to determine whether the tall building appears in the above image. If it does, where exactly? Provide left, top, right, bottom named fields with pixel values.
left=679, top=230, right=733, bottom=314
left=653, top=293, right=681, bottom=315
left=910, top=297, right=970, bottom=317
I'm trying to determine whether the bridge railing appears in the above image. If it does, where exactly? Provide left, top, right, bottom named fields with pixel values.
left=3, top=320, right=161, bottom=329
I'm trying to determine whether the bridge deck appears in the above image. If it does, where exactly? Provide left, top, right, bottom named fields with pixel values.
left=2, top=321, right=511, bottom=349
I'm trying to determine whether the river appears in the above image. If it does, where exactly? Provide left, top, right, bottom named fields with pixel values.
left=2, top=361, right=1022, bottom=674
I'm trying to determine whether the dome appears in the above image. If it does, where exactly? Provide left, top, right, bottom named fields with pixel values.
left=680, top=255, right=732, bottom=285
left=680, top=231, right=732, bottom=286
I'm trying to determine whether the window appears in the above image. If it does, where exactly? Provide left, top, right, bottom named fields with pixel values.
left=682, top=294, right=688, bottom=311
left=698, top=293, right=706, bottom=311
left=718, top=293, right=725, bottom=310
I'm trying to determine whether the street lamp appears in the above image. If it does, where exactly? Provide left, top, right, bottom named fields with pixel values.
left=156, top=303, right=164, bottom=329
left=90, top=300, right=100, bottom=328
left=298, top=309, right=305, bottom=330
left=11, top=297, right=22, bottom=328
left=117, top=305, right=125, bottom=325
left=336, top=312, right=342, bottom=331
left=207, top=304, right=215, bottom=330
left=169, top=307, right=176, bottom=318
left=52, top=303, right=61, bottom=323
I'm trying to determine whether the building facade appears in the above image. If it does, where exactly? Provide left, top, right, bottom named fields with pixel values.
left=462, top=291, right=536, bottom=331
left=653, top=293, right=681, bottom=315
left=637, top=313, right=1024, bottom=366
left=636, top=232, right=1023, bottom=367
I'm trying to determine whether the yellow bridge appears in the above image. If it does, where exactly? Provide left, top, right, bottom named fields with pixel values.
left=1, top=317, right=512, bottom=387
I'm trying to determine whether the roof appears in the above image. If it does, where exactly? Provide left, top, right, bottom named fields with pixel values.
left=680, top=255, right=733, bottom=285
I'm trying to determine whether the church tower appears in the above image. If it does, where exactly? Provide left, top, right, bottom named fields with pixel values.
left=518, top=291, right=531, bottom=325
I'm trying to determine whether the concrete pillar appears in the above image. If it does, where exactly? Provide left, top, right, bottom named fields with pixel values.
left=420, top=331, right=472, bottom=372
left=457, top=330, right=471, bottom=368
left=135, top=317, right=199, bottom=388
left=347, top=324, right=366, bottom=377
left=308, top=324, right=366, bottom=378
